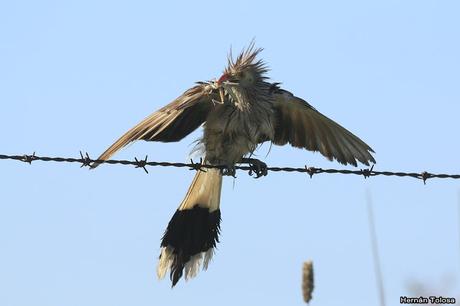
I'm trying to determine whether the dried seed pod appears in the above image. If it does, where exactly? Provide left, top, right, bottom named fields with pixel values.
left=302, top=261, right=314, bottom=304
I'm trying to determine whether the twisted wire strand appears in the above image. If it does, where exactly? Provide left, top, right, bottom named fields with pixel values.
left=1, top=152, right=459, bottom=184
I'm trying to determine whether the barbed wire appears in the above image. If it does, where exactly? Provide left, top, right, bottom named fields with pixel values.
left=1, top=152, right=460, bottom=184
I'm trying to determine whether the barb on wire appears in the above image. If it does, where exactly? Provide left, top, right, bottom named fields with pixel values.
left=361, top=164, right=375, bottom=179
left=79, top=151, right=92, bottom=168
left=189, top=158, right=206, bottom=172
left=1, top=152, right=460, bottom=184
left=22, top=152, right=36, bottom=164
left=304, top=166, right=317, bottom=178
left=134, top=155, right=149, bottom=174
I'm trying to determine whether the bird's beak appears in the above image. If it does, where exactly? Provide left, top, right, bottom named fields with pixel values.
left=215, top=73, right=229, bottom=103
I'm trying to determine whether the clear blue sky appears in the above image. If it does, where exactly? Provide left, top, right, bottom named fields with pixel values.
left=1, top=1, right=459, bottom=305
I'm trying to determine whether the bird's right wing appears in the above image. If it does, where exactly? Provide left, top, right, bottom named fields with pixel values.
left=91, top=83, right=215, bottom=168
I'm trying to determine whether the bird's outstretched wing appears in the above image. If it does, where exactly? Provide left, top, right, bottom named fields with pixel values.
left=271, top=88, right=376, bottom=166
left=91, top=83, right=214, bottom=168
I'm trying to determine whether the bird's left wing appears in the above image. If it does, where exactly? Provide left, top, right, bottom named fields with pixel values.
left=91, top=82, right=215, bottom=168
left=271, top=88, right=376, bottom=166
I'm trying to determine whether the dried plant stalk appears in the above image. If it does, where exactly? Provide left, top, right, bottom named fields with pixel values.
left=302, top=260, right=314, bottom=304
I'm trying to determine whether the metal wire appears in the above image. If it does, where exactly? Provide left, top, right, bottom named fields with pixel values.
left=1, top=152, right=460, bottom=184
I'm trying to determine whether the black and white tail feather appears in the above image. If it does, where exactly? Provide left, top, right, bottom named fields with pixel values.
left=157, top=165, right=223, bottom=286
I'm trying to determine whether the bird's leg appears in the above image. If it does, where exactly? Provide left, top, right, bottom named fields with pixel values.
left=240, top=158, right=268, bottom=178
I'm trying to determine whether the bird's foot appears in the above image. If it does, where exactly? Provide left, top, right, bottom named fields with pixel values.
left=241, top=158, right=268, bottom=178
left=220, top=165, right=236, bottom=178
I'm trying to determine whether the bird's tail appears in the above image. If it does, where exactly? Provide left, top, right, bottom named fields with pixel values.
left=157, top=166, right=223, bottom=287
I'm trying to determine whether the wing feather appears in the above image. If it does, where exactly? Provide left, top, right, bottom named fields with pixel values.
left=272, top=89, right=375, bottom=166
left=91, top=84, right=213, bottom=168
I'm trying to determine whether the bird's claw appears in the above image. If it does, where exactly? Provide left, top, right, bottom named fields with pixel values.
left=246, top=159, right=268, bottom=178
left=221, top=165, right=236, bottom=178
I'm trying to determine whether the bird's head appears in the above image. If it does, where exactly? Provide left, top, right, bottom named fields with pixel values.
left=213, top=43, right=269, bottom=109
left=217, top=43, right=268, bottom=89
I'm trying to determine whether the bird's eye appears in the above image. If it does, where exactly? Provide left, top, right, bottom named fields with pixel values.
left=239, top=71, right=254, bottom=85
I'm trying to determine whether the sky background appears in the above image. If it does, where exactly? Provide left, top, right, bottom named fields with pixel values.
left=1, top=1, right=459, bottom=305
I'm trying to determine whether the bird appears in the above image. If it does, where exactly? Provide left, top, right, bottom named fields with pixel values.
left=91, top=42, right=376, bottom=287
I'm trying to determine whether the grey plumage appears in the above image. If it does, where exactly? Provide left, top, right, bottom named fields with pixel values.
left=92, top=42, right=375, bottom=286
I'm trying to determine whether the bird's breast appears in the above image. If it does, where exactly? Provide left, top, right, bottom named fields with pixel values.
left=202, top=102, right=275, bottom=165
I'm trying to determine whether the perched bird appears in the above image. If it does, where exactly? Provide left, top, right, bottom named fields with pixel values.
left=91, top=43, right=375, bottom=287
